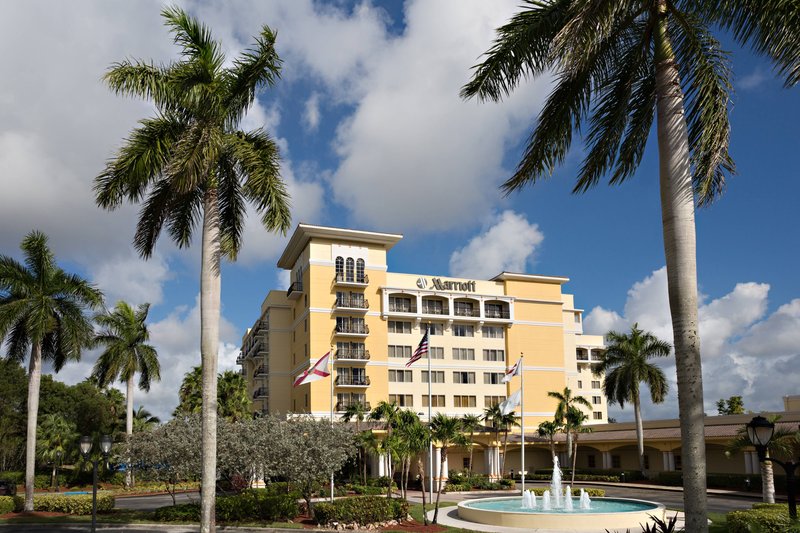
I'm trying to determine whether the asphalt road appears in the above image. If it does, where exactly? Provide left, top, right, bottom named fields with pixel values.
left=115, top=491, right=199, bottom=511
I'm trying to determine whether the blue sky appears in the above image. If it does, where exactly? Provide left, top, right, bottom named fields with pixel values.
left=1, top=1, right=798, bottom=421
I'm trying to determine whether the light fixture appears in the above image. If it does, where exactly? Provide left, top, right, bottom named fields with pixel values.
left=747, top=415, right=799, bottom=520
left=745, top=415, right=774, bottom=453
left=100, top=435, right=113, bottom=455
left=80, top=436, right=92, bottom=458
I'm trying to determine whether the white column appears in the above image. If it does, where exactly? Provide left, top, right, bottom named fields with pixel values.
left=603, top=451, right=612, bottom=470
left=668, top=451, right=676, bottom=471
left=371, top=452, right=387, bottom=477
left=662, top=451, right=671, bottom=471
left=416, top=293, right=423, bottom=315
left=486, top=446, right=501, bottom=481
left=381, top=289, right=389, bottom=318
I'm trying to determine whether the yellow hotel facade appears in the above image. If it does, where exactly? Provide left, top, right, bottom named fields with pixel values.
left=239, top=224, right=607, bottom=437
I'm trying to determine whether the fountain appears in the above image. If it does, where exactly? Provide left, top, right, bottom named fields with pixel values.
left=457, top=456, right=665, bottom=530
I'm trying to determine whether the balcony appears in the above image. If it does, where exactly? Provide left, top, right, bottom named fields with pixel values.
left=577, top=354, right=589, bottom=361
left=254, top=365, right=267, bottom=376
left=334, top=273, right=369, bottom=287
left=336, top=401, right=372, bottom=412
left=454, top=308, right=480, bottom=317
left=335, top=375, right=371, bottom=387
left=334, top=297, right=369, bottom=311
left=336, top=348, right=371, bottom=361
left=287, top=281, right=304, bottom=300
left=388, top=304, right=417, bottom=313
left=335, top=323, right=370, bottom=336
left=421, top=305, right=449, bottom=316
left=484, top=309, right=511, bottom=319
left=252, top=387, right=267, bottom=399
left=236, top=353, right=243, bottom=365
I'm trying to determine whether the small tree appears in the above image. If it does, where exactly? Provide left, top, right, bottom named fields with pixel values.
left=564, top=407, right=591, bottom=486
left=460, top=414, right=482, bottom=475
left=717, top=396, right=746, bottom=415
left=430, top=413, right=466, bottom=524
left=537, top=420, right=561, bottom=462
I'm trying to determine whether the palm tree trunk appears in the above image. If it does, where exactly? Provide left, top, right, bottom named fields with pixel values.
left=126, top=379, right=134, bottom=488
left=468, top=433, right=474, bottom=474
left=633, top=392, right=646, bottom=475
left=200, top=188, right=222, bottom=533
left=417, top=457, right=428, bottom=525
left=501, top=430, right=508, bottom=476
left=762, top=452, right=775, bottom=503
left=433, top=448, right=446, bottom=524
left=24, top=341, right=43, bottom=511
left=570, top=434, right=578, bottom=486
left=654, top=6, right=706, bottom=531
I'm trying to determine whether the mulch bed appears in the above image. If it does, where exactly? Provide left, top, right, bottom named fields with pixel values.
left=0, top=511, right=69, bottom=519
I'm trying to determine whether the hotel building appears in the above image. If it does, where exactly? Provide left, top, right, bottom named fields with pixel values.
left=239, top=224, right=607, bottom=436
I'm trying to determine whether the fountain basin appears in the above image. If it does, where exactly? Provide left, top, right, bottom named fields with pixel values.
left=458, top=496, right=665, bottom=531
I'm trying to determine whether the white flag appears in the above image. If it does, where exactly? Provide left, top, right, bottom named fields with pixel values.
left=502, top=359, right=522, bottom=383
left=499, top=388, right=522, bottom=415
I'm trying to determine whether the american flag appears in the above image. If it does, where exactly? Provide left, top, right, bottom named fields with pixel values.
left=406, top=329, right=429, bottom=367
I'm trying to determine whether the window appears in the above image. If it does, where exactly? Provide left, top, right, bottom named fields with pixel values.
left=463, top=458, right=470, bottom=470
left=482, top=326, right=504, bottom=338
left=453, top=371, right=476, bottom=384
left=453, top=395, right=476, bottom=408
left=421, top=371, right=445, bottom=383
left=345, top=258, right=355, bottom=282
left=422, top=299, right=444, bottom=314
left=577, top=380, right=583, bottom=389
left=389, top=296, right=413, bottom=312
left=611, top=455, right=621, bottom=469
left=304, top=318, right=307, bottom=332
left=593, top=411, right=603, bottom=420
left=356, top=258, right=365, bottom=283
left=422, top=395, right=446, bottom=407
left=336, top=316, right=365, bottom=333
left=452, top=348, right=475, bottom=360
left=337, top=342, right=366, bottom=358
left=591, top=380, right=601, bottom=389
left=421, top=322, right=443, bottom=335
left=389, top=369, right=413, bottom=383
left=454, top=301, right=475, bottom=316
left=485, top=303, right=505, bottom=318
left=389, top=394, right=413, bottom=407
left=483, top=372, right=505, bottom=385
left=587, top=454, right=596, bottom=468
left=574, top=312, right=581, bottom=323
left=674, top=455, right=682, bottom=470
left=429, top=346, right=444, bottom=359
left=592, top=396, right=601, bottom=405
left=388, top=345, right=412, bottom=358
left=483, top=349, right=505, bottom=362
left=484, top=395, right=506, bottom=407
left=643, top=455, right=650, bottom=470
left=452, top=324, right=474, bottom=337
left=335, top=256, right=344, bottom=278
left=389, top=321, right=412, bottom=334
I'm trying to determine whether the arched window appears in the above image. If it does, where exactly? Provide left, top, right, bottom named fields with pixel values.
left=356, top=259, right=365, bottom=283
left=335, top=257, right=344, bottom=280
left=345, top=258, right=355, bottom=282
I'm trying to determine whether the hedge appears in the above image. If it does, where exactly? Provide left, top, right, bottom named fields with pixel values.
left=526, top=487, right=606, bottom=497
left=727, top=505, right=797, bottom=533
left=154, top=490, right=299, bottom=524
left=313, top=496, right=409, bottom=526
left=657, top=471, right=766, bottom=491
left=12, top=493, right=115, bottom=514
left=153, top=503, right=199, bottom=522
left=527, top=473, right=620, bottom=482
left=0, top=496, right=14, bottom=515
left=351, top=484, right=384, bottom=495
left=531, top=468, right=645, bottom=482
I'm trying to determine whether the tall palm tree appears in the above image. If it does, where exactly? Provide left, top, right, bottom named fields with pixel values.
left=36, top=414, right=77, bottom=489
left=547, top=387, right=591, bottom=460
left=461, top=4, right=799, bottom=531
left=341, top=402, right=370, bottom=484
left=460, top=413, right=482, bottom=474
left=537, top=420, right=561, bottom=462
left=174, top=366, right=203, bottom=416
left=499, top=411, right=521, bottom=476
left=393, top=409, right=421, bottom=499
left=370, top=400, right=400, bottom=490
left=0, top=231, right=103, bottom=510
left=482, top=403, right=503, bottom=456
left=132, top=406, right=161, bottom=433
left=564, top=406, right=591, bottom=486
left=95, top=8, right=290, bottom=531
left=596, top=323, right=671, bottom=474
left=403, top=420, right=431, bottom=525
left=217, top=370, right=252, bottom=422
left=429, top=413, right=466, bottom=524
left=92, top=301, right=160, bottom=487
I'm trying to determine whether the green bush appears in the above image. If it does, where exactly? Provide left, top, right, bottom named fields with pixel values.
left=216, top=490, right=299, bottom=523
left=11, top=493, right=115, bottom=514
left=498, top=478, right=515, bottom=488
left=313, top=496, right=409, bottom=526
left=351, top=484, right=384, bottom=495
left=525, top=487, right=605, bottom=497
left=527, top=473, right=620, bottom=482
left=727, top=505, right=796, bottom=533
left=154, top=503, right=200, bottom=522
left=0, top=472, right=24, bottom=484
left=0, top=496, right=15, bottom=514
left=368, top=476, right=394, bottom=488
left=657, top=471, right=764, bottom=491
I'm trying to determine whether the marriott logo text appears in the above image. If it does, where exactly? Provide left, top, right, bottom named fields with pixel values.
left=430, top=278, right=476, bottom=292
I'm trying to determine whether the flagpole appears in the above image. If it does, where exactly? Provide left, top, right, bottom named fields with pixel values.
left=427, top=327, right=433, bottom=500
left=520, top=353, right=525, bottom=494
left=330, top=345, right=335, bottom=503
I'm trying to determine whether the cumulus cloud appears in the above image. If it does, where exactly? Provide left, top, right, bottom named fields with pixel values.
left=449, top=211, right=544, bottom=279
left=584, top=267, right=799, bottom=420
left=738, top=68, right=768, bottom=91
left=303, top=92, right=322, bottom=131
left=90, top=251, right=172, bottom=307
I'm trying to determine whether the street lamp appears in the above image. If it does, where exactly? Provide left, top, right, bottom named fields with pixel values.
left=79, top=435, right=113, bottom=532
left=55, top=450, right=62, bottom=492
left=746, top=415, right=799, bottom=520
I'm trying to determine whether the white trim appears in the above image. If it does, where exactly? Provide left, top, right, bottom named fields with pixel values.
left=309, top=259, right=388, bottom=271
left=512, top=320, right=564, bottom=327
left=513, top=298, right=564, bottom=305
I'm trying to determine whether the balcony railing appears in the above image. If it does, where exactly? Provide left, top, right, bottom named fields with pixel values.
left=421, top=305, right=448, bottom=315
left=336, top=401, right=372, bottom=412
left=336, top=348, right=371, bottom=360
left=254, top=365, right=267, bottom=376
left=484, top=309, right=511, bottom=319
left=590, top=354, right=603, bottom=361
left=388, top=304, right=417, bottom=313
left=577, top=353, right=589, bottom=361
left=334, top=273, right=369, bottom=285
left=252, top=388, right=267, bottom=399
left=454, top=308, right=480, bottom=317
left=335, top=323, right=369, bottom=335
left=335, top=297, right=369, bottom=309
left=335, top=375, right=370, bottom=386
left=236, top=354, right=243, bottom=365
left=286, top=281, right=303, bottom=299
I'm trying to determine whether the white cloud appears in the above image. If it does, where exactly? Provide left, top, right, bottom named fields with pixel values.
left=584, top=268, right=799, bottom=420
left=449, top=211, right=544, bottom=279
left=303, top=92, right=322, bottom=132
left=738, top=68, right=767, bottom=91
left=91, top=251, right=172, bottom=307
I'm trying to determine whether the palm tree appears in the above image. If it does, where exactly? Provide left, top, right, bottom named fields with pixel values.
left=217, top=371, right=252, bottom=422
left=596, top=324, right=671, bottom=474
left=95, top=8, right=290, bottom=531
left=460, top=413, right=482, bottom=474
left=564, top=406, right=591, bottom=486
left=92, top=301, right=160, bottom=487
left=429, top=413, right=466, bottom=524
left=499, top=412, right=520, bottom=476
left=132, top=406, right=161, bottom=433
left=341, top=402, right=370, bottom=484
left=174, top=366, right=203, bottom=416
left=547, top=388, right=591, bottom=461
left=36, top=414, right=77, bottom=489
left=393, top=410, right=421, bottom=499
left=461, top=5, right=799, bottom=531
left=0, top=231, right=103, bottom=510
left=537, top=420, right=561, bottom=462
left=483, top=403, right=503, bottom=456
left=403, top=420, right=432, bottom=525
left=370, top=400, right=400, bottom=492
left=727, top=416, right=799, bottom=504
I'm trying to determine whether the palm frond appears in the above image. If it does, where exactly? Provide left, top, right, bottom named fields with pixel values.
left=216, top=152, right=246, bottom=260
left=161, top=5, right=224, bottom=75
left=224, top=25, right=282, bottom=126
left=103, top=60, right=175, bottom=109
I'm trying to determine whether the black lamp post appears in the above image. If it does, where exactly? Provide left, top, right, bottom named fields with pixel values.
left=55, top=450, right=62, bottom=492
left=79, top=435, right=112, bottom=533
left=746, top=415, right=799, bottom=520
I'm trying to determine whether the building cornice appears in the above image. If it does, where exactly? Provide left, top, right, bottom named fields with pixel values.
left=277, top=223, right=403, bottom=269
left=491, top=272, right=570, bottom=284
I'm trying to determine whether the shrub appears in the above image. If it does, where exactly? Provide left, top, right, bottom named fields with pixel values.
left=351, top=484, right=384, bottom=495
left=0, top=472, right=24, bottom=484
left=498, top=478, right=515, bottom=488
left=368, top=476, right=394, bottom=488
left=313, top=496, right=409, bottom=526
left=727, top=505, right=796, bottom=533
left=657, top=472, right=764, bottom=491
left=525, top=487, right=605, bottom=497
left=0, top=496, right=14, bottom=514
left=216, top=490, right=299, bottom=523
left=154, top=503, right=200, bottom=522
left=11, top=493, right=115, bottom=514
left=528, top=473, right=620, bottom=482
